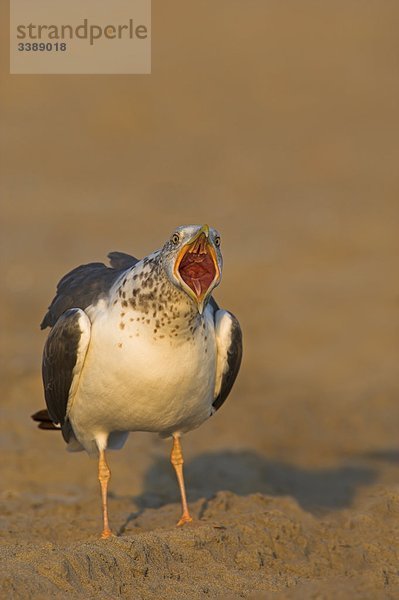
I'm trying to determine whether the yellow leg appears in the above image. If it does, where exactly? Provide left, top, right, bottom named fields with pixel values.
left=171, top=434, right=193, bottom=526
left=98, top=449, right=113, bottom=539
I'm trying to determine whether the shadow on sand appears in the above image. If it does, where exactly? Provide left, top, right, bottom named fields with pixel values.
left=117, top=450, right=377, bottom=534
left=363, top=449, right=399, bottom=464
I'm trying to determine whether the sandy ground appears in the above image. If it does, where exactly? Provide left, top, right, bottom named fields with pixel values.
left=1, top=1, right=399, bottom=598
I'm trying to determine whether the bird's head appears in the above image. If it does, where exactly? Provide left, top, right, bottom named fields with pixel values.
left=162, top=224, right=223, bottom=314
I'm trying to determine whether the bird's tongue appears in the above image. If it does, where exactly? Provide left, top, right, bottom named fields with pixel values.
left=178, top=241, right=216, bottom=298
left=192, top=277, right=202, bottom=296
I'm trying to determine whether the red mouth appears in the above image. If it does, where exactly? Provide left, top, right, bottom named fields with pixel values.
left=177, top=234, right=218, bottom=298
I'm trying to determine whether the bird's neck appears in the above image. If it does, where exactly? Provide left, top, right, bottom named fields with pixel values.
left=114, top=253, right=201, bottom=329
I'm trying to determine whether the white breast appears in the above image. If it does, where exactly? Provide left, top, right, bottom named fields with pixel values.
left=69, top=300, right=217, bottom=452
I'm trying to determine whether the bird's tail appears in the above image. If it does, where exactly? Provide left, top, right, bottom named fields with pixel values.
left=31, top=409, right=61, bottom=431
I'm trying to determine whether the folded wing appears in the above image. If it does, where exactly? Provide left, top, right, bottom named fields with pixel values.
left=42, top=308, right=91, bottom=442
left=41, top=252, right=139, bottom=329
left=212, top=307, right=243, bottom=412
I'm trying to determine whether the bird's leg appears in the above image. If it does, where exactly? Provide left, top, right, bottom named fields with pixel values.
left=98, top=449, right=112, bottom=539
left=170, top=434, right=193, bottom=526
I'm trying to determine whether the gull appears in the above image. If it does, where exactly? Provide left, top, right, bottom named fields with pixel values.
left=32, top=224, right=242, bottom=538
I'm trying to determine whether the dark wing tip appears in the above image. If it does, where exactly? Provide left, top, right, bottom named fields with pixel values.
left=40, top=316, right=50, bottom=330
left=107, top=251, right=139, bottom=270
left=31, top=408, right=61, bottom=430
left=40, top=253, right=140, bottom=329
left=38, top=422, right=61, bottom=430
left=31, top=408, right=52, bottom=422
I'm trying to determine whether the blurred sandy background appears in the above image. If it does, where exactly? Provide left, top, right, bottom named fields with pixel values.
left=1, top=1, right=399, bottom=598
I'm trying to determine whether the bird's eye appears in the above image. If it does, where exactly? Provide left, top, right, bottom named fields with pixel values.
left=171, top=233, right=180, bottom=245
left=214, top=236, right=221, bottom=247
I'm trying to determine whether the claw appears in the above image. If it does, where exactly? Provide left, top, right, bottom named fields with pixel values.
left=177, top=513, right=193, bottom=527
left=100, top=529, right=114, bottom=539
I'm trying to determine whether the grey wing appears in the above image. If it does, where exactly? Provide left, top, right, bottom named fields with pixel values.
left=41, top=251, right=139, bottom=329
left=42, top=308, right=91, bottom=442
left=107, top=251, right=139, bottom=270
left=212, top=308, right=243, bottom=412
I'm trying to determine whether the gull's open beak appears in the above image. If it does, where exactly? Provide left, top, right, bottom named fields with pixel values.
left=174, top=225, right=220, bottom=313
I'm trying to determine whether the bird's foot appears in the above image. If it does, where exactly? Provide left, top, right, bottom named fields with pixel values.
left=100, top=528, right=114, bottom=539
left=177, top=512, right=193, bottom=527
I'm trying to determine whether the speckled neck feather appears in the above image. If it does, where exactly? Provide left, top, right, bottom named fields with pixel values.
left=113, top=251, right=203, bottom=343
